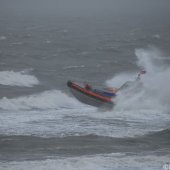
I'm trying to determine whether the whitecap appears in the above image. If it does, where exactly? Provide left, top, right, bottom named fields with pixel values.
left=0, top=36, right=7, bottom=40
left=0, top=153, right=169, bottom=170
left=0, top=70, right=39, bottom=87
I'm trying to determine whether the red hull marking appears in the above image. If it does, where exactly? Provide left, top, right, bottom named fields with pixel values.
left=71, top=83, right=112, bottom=102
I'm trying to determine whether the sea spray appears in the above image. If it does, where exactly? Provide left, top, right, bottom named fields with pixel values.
left=136, top=47, right=170, bottom=109
left=0, top=90, right=85, bottom=110
left=0, top=70, right=39, bottom=87
left=107, top=47, right=170, bottom=113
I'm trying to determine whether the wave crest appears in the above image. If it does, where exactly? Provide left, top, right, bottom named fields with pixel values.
left=0, top=70, right=39, bottom=87
left=0, top=90, right=84, bottom=110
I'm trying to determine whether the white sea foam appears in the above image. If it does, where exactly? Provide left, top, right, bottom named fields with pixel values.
left=0, top=47, right=169, bottom=138
left=0, top=89, right=168, bottom=138
left=0, top=70, right=39, bottom=87
left=11, top=42, right=23, bottom=45
left=0, top=90, right=99, bottom=137
left=0, top=52, right=170, bottom=137
left=107, top=47, right=170, bottom=113
left=63, top=65, right=85, bottom=70
left=153, top=34, right=161, bottom=39
left=106, top=72, right=137, bottom=88
left=0, top=153, right=169, bottom=170
left=135, top=47, right=170, bottom=109
left=0, top=35, right=6, bottom=40
left=102, top=47, right=170, bottom=137
left=0, top=90, right=85, bottom=110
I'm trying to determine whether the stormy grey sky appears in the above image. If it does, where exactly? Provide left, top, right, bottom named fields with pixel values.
left=1, top=0, right=170, bottom=17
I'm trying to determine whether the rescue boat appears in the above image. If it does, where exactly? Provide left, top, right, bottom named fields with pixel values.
left=67, top=80, right=116, bottom=108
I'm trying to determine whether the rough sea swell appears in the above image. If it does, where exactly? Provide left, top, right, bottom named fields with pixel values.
left=0, top=48, right=170, bottom=136
left=0, top=2, right=170, bottom=168
left=0, top=48, right=170, bottom=169
left=1, top=129, right=170, bottom=161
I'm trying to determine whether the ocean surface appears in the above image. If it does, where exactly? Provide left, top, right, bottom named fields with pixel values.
left=0, top=3, right=170, bottom=170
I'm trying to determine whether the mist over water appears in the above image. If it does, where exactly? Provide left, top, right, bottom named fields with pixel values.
left=0, top=48, right=169, bottom=140
left=136, top=48, right=170, bottom=107
left=0, top=0, right=170, bottom=169
left=106, top=47, right=170, bottom=114
left=0, top=70, right=39, bottom=87
left=0, top=90, right=84, bottom=110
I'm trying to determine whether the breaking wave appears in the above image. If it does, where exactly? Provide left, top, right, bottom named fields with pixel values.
left=0, top=47, right=169, bottom=138
left=107, top=47, right=170, bottom=114
left=0, top=70, right=39, bottom=87
left=0, top=35, right=6, bottom=40
left=0, top=153, right=169, bottom=170
left=0, top=90, right=85, bottom=110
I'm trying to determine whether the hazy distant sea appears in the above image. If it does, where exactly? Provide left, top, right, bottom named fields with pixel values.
left=0, top=3, right=170, bottom=170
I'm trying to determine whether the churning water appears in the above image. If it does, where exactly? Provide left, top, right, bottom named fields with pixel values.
left=0, top=2, right=170, bottom=169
